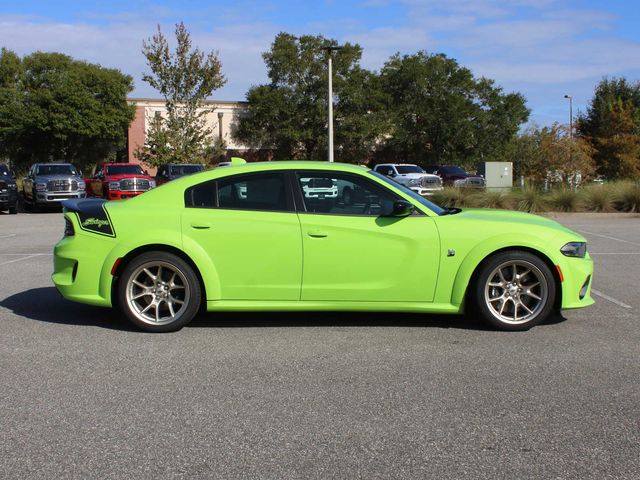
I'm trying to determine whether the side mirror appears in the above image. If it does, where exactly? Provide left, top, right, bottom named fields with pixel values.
left=144, top=169, right=149, bottom=175
left=388, top=170, right=396, bottom=177
left=390, top=200, right=414, bottom=217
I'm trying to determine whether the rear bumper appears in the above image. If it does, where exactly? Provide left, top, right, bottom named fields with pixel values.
left=52, top=231, right=114, bottom=308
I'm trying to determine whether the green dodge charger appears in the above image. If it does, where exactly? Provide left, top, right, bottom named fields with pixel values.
left=53, top=161, right=594, bottom=332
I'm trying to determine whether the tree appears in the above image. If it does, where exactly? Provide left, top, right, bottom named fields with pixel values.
left=379, top=52, right=529, bottom=169
left=0, top=49, right=135, bottom=171
left=501, top=124, right=595, bottom=186
left=136, top=22, right=226, bottom=166
left=577, top=77, right=640, bottom=179
left=233, top=33, right=389, bottom=162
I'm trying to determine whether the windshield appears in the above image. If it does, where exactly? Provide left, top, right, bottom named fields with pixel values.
left=0, top=165, right=9, bottom=176
left=396, top=165, right=425, bottom=174
left=170, top=165, right=204, bottom=176
left=369, top=171, right=446, bottom=216
left=442, top=166, right=467, bottom=175
left=36, top=164, right=78, bottom=176
left=106, top=165, right=145, bottom=175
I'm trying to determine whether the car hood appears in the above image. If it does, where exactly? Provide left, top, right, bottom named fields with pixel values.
left=36, top=175, right=83, bottom=182
left=450, top=208, right=583, bottom=239
left=397, top=173, right=440, bottom=179
left=105, top=174, right=154, bottom=181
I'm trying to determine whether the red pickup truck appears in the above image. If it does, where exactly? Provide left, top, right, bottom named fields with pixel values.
left=86, top=163, right=156, bottom=200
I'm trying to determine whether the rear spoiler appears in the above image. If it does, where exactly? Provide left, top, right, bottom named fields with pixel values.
left=62, top=198, right=115, bottom=237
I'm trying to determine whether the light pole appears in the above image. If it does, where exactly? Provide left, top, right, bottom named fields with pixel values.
left=564, top=94, right=573, bottom=140
left=322, top=46, right=342, bottom=162
left=564, top=94, right=575, bottom=190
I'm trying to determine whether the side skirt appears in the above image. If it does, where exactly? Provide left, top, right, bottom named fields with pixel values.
left=206, top=300, right=462, bottom=314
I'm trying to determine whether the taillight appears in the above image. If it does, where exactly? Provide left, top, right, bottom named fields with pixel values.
left=64, top=217, right=75, bottom=237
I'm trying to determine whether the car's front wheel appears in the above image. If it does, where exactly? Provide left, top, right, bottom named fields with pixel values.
left=117, top=251, right=202, bottom=332
left=471, top=251, right=556, bottom=331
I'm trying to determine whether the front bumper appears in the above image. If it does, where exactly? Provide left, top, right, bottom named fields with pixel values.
left=36, top=191, right=86, bottom=204
left=0, top=190, right=18, bottom=207
left=558, top=252, right=595, bottom=310
left=409, top=186, right=443, bottom=196
left=108, top=190, right=148, bottom=200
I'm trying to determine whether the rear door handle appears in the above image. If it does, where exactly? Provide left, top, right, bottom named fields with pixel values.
left=307, top=230, right=328, bottom=238
left=190, top=222, right=211, bottom=230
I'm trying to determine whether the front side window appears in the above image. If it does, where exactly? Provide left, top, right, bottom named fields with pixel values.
left=296, top=171, right=399, bottom=216
left=186, top=172, right=290, bottom=212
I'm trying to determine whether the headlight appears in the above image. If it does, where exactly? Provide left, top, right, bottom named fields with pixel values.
left=35, top=183, right=47, bottom=191
left=8, top=182, right=16, bottom=189
left=109, top=181, right=121, bottom=190
left=77, top=182, right=85, bottom=190
left=561, top=242, right=587, bottom=258
left=148, top=180, right=156, bottom=189
left=453, top=179, right=465, bottom=186
left=409, top=178, right=419, bottom=186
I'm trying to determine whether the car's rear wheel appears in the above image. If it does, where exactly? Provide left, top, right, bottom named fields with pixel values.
left=471, top=251, right=556, bottom=331
left=8, top=201, right=17, bottom=214
left=117, top=251, right=201, bottom=332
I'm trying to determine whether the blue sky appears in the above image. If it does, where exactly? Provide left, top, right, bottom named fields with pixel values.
left=1, top=0, right=639, bottom=126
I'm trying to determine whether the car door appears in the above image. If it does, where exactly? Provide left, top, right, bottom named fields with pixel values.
left=182, top=171, right=303, bottom=301
left=295, top=170, right=440, bottom=302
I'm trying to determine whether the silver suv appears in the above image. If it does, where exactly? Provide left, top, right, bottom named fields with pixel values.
left=373, top=164, right=443, bottom=196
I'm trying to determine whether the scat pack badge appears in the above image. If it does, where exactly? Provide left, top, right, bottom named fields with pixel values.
left=82, top=218, right=110, bottom=228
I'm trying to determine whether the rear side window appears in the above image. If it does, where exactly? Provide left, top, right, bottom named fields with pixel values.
left=186, top=172, right=291, bottom=212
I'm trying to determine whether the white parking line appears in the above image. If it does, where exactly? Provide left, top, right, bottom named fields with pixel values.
left=0, top=234, right=17, bottom=239
left=591, top=288, right=632, bottom=309
left=590, top=252, right=640, bottom=255
left=0, top=254, right=51, bottom=267
left=578, top=230, right=640, bottom=247
left=0, top=253, right=52, bottom=256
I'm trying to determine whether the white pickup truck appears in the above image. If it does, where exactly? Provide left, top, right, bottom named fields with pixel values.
left=373, top=163, right=443, bottom=196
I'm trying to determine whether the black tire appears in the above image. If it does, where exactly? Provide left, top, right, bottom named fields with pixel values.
left=116, top=251, right=202, bottom=332
left=470, top=250, right=556, bottom=331
left=8, top=201, right=17, bottom=214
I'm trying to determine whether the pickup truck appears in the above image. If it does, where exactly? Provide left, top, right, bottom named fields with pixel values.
left=22, top=163, right=86, bottom=210
left=155, top=163, right=205, bottom=186
left=373, top=163, right=443, bottom=195
left=423, top=164, right=486, bottom=188
left=86, top=163, right=156, bottom=200
left=0, top=164, right=18, bottom=214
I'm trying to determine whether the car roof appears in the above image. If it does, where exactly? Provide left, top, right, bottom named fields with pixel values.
left=102, top=163, right=140, bottom=166
left=209, top=161, right=370, bottom=173
left=167, top=163, right=203, bottom=166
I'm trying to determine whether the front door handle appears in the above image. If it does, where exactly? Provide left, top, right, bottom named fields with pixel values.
left=190, top=222, right=211, bottom=230
left=307, top=230, right=328, bottom=238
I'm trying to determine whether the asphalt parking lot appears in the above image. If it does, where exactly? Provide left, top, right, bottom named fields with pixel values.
left=1, top=211, right=639, bottom=479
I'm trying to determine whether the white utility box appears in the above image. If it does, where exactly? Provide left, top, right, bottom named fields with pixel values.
left=484, top=162, right=513, bottom=191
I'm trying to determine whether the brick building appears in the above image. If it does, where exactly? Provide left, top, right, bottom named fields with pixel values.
left=126, top=98, right=269, bottom=163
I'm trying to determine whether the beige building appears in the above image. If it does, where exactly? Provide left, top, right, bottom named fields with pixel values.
left=126, top=98, right=268, bottom=163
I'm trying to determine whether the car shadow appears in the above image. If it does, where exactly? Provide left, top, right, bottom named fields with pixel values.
left=1, top=287, right=567, bottom=332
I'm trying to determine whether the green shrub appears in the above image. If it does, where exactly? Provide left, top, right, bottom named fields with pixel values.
left=547, top=188, right=580, bottom=212
left=512, top=187, right=548, bottom=213
left=580, top=185, right=615, bottom=212
left=613, top=182, right=640, bottom=212
left=467, top=190, right=514, bottom=209
left=431, top=187, right=470, bottom=208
